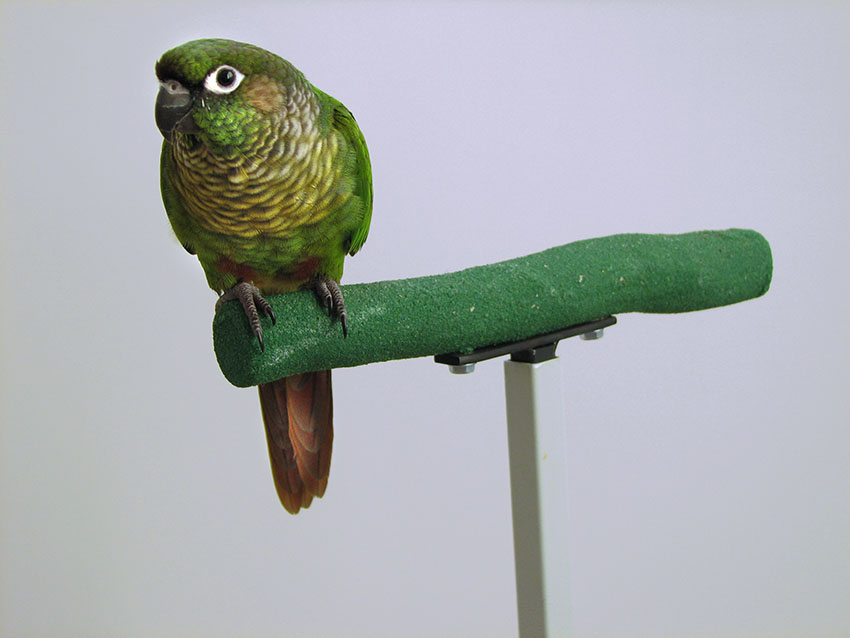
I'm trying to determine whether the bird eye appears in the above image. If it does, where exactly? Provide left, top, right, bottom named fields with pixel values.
left=204, top=65, right=245, bottom=94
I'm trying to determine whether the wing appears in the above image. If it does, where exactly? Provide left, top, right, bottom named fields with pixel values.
left=315, top=89, right=373, bottom=257
left=334, top=102, right=373, bottom=256
left=159, top=142, right=196, bottom=255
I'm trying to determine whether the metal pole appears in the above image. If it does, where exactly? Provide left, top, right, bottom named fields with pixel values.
left=504, top=356, right=571, bottom=638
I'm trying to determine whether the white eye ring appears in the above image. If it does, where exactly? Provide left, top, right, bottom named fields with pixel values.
left=204, top=65, right=245, bottom=94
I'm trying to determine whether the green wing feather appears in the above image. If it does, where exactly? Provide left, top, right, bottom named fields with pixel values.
left=315, top=89, right=373, bottom=257
left=159, top=143, right=196, bottom=255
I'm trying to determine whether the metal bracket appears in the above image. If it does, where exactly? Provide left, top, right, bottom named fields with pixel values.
left=434, top=316, right=616, bottom=372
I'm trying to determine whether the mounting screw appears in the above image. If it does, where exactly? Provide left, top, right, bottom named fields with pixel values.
left=449, top=363, right=476, bottom=374
left=580, top=328, right=605, bottom=341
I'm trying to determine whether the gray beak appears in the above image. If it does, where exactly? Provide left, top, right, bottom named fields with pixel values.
left=155, top=80, right=198, bottom=142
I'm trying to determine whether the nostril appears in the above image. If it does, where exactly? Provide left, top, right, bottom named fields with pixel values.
left=161, top=79, right=189, bottom=96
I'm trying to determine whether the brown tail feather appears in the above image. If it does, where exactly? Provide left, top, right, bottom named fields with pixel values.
left=258, top=371, right=334, bottom=514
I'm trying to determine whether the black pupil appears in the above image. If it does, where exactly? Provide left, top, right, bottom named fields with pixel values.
left=217, top=68, right=236, bottom=87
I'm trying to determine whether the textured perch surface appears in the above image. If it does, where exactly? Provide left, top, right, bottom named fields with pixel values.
left=214, top=229, right=772, bottom=387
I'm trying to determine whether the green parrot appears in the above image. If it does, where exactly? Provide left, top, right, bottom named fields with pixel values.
left=155, top=39, right=372, bottom=514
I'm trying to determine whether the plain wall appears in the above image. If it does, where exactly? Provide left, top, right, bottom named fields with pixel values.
left=2, top=2, right=848, bottom=637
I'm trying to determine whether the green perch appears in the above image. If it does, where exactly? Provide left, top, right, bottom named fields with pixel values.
left=214, top=228, right=772, bottom=387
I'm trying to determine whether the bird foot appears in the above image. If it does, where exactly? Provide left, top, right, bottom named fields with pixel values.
left=309, top=275, right=348, bottom=338
left=216, top=281, right=276, bottom=351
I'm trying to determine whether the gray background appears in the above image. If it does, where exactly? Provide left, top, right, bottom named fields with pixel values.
left=2, top=2, right=848, bottom=637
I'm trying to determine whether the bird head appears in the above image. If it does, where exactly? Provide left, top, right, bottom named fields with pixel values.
left=155, top=38, right=306, bottom=153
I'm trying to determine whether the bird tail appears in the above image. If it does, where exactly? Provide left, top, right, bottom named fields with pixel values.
left=258, top=371, right=334, bottom=514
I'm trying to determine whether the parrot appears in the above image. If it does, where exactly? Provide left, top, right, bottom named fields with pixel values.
left=154, top=38, right=372, bottom=514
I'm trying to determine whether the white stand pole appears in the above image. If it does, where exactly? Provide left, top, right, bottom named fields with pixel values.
left=504, top=356, right=571, bottom=638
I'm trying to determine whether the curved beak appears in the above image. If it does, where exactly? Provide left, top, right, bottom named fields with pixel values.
left=155, top=80, right=198, bottom=142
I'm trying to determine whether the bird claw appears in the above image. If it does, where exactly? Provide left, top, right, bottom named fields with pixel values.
left=310, top=276, right=348, bottom=338
left=217, top=281, right=276, bottom=351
